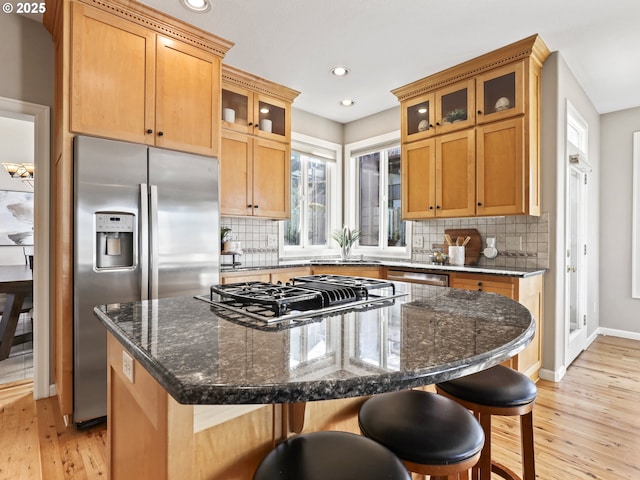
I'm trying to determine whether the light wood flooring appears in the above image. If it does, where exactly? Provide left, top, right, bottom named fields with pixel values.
left=0, top=335, right=638, bottom=479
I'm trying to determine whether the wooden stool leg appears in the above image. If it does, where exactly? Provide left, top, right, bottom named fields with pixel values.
left=471, top=412, right=481, bottom=480
left=478, top=412, right=492, bottom=480
left=521, top=410, right=535, bottom=480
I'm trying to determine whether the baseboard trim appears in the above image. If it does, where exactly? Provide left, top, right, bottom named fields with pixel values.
left=539, top=366, right=566, bottom=382
left=596, top=327, right=640, bottom=341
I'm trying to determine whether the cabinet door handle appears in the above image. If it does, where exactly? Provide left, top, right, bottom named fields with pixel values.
left=429, top=206, right=434, bottom=210
left=248, top=122, right=253, bottom=126
left=477, top=110, right=483, bottom=115
left=157, top=131, right=164, bottom=137
left=247, top=204, right=253, bottom=208
left=436, top=205, right=441, bottom=209
left=477, top=202, right=483, bottom=206
left=435, top=122, right=441, bottom=126
left=146, top=129, right=153, bottom=134
left=254, top=205, right=259, bottom=209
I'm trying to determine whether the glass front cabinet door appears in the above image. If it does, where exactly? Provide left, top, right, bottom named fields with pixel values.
left=403, top=92, right=436, bottom=142
left=255, top=94, right=288, bottom=141
left=221, top=85, right=250, bottom=133
left=475, top=62, right=525, bottom=124
left=434, top=79, right=475, bottom=134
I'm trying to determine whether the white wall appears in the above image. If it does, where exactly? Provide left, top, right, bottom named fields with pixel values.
left=292, top=108, right=344, bottom=145
left=0, top=12, right=53, bottom=266
left=540, top=52, right=601, bottom=380
left=600, top=106, right=640, bottom=335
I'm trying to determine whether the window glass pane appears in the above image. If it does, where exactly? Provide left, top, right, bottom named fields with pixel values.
left=307, top=158, right=328, bottom=246
left=386, top=146, right=406, bottom=247
left=284, top=152, right=302, bottom=246
left=358, top=152, right=380, bottom=246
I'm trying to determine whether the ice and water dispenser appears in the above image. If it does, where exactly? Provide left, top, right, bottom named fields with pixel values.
left=95, top=212, right=135, bottom=269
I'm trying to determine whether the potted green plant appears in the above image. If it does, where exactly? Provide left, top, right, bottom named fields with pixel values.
left=444, top=107, right=467, bottom=123
left=332, top=226, right=361, bottom=260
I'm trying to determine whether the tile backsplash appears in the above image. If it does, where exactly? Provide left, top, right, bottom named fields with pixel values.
left=220, top=217, right=279, bottom=267
left=223, top=214, right=549, bottom=270
left=411, top=213, right=549, bottom=269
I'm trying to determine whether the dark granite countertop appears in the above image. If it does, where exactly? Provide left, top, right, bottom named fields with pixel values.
left=94, top=283, right=534, bottom=405
left=221, top=259, right=546, bottom=278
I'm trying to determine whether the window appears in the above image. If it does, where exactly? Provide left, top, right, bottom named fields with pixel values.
left=345, top=131, right=410, bottom=257
left=281, top=133, right=341, bottom=256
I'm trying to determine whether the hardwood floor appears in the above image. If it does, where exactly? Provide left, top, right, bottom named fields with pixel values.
left=0, top=335, right=638, bottom=479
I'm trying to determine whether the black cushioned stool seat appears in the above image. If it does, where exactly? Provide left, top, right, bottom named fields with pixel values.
left=253, top=431, right=411, bottom=480
left=436, top=365, right=537, bottom=480
left=358, top=390, right=484, bottom=480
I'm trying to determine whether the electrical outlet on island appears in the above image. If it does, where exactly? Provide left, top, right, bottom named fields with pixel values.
left=122, top=350, right=134, bottom=383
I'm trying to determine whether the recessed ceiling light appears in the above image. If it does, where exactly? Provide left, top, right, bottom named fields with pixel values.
left=331, top=66, right=350, bottom=77
left=181, top=0, right=210, bottom=13
left=340, top=99, right=355, bottom=107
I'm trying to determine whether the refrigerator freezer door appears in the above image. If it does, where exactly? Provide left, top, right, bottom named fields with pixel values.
left=73, top=135, right=148, bottom=424
left=148, top=148, right=220, bottom=298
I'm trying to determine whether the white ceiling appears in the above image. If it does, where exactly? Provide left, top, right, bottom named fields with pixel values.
left=143, top=1, right=640, bottom=123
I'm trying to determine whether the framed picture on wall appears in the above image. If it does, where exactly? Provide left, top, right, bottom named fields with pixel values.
left=0, top=190, right=34, bottom=246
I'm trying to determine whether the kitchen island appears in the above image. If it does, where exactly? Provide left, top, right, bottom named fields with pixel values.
left=94, top=282, right=534, bottom=479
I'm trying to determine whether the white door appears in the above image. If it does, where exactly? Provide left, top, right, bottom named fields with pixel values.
left=566, top=163, right=588, bottom=365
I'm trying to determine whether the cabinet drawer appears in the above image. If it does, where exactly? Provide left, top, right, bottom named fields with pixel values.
left=450, top=274, right=515, bottom=299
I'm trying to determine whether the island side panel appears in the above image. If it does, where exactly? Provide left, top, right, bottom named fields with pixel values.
left=107, top=333, right=194, bottom=480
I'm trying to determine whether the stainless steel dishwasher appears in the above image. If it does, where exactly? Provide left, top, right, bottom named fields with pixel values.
left=386, top=269, right=449, bottom=286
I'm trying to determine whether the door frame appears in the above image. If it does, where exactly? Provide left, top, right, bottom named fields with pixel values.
left=0, top=96, right=51, bottom=399
left=564, top=102, right=590, bottom=366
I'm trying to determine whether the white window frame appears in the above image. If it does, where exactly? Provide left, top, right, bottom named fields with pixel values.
left=280, top=132, right=342, bottom=258
left=344, top=130, right=411, bottom=259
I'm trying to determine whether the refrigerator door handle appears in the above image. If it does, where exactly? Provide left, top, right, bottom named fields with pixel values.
left=150, top=184, right=160, bottom=300
left=140, top=183, right=149, bottom=301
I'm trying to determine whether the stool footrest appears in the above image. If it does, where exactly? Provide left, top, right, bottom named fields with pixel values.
left=491, top=460, right=521, bottom=480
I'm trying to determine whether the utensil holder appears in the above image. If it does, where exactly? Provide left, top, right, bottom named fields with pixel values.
left=449, top=246, right=465, bottom=266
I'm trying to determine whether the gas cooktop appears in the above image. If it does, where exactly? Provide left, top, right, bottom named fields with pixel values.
left=195, top=274, right=407, bottom=323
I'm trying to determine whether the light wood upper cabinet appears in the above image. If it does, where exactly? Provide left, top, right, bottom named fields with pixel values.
left=437, top=130, right=476, bottom=218
left=220, top=65, right=299, bottom=219
left=253, top=138, right=290, bottom=218
left=393, top=35, right=549, bottom=219
left=70, top=2, right=222, bottom=156
left=402, top=138, right=436, bottom=218
left=70, top=2, right=155, bottom=145
left=154, top=36, right=220, bottom=155
left=477, top=117, right=525, bottom=215
left=402, top=130, right=475, bottom=218
left=220, top=130, right=251, bottom=216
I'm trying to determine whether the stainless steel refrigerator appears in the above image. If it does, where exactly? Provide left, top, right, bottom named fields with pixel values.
left=73, top=135, right=220, bottom=425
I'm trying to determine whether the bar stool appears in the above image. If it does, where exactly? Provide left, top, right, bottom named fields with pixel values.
left=436, top=365, right=537, bottom=480
left=253, top=430, right=411, bottom=480
left=358, top=389, right=485, bottom=480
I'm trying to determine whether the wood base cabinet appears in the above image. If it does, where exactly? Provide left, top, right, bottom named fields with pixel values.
left=394, top=35, right=549, bottom=219
left=449, top=272, right=543, bottom=380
